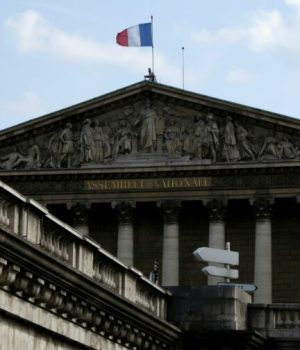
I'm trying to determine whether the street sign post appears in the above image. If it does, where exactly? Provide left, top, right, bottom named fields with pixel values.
left=193, top=243, right=240, bottom=282
left=202, top=266, right=239, bottom=279
left=193, top=247, right=239, bottom=265
left=218, top=282, right=257, bottom=293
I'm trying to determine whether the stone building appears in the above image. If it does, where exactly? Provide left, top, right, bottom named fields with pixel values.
left=0, top=180, right=181, bottom=350
left=1, top=81, right=300, bottom=348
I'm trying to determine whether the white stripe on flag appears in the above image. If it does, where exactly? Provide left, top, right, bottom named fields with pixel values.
left=127, top=25, right=141, bottom=46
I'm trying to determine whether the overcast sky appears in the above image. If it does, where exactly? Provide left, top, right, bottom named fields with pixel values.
left=1, top=0, right=300, bottom=130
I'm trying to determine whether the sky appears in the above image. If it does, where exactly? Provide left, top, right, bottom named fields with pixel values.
left=1, top=0, right=300, bottom=130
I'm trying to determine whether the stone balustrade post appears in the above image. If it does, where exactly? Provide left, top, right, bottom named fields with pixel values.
left=159, top=201, right=181, bottom=287
left=112, top=202, right=135, bottom=266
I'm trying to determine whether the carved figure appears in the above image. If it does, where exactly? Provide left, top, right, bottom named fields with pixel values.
left=235, top=123, right=255, bottom=160
left=0, top=144, right=41, bottom=169
left=277, top=137, right=297, bottom=160
left=164, top=119, right=182, bottom=155
left=193, top=117, right=206, bottom=159
left=258, top=136, right=279, bottom=160
left=182, top=125, right=195, bottom=156
left=22, top=144, right=41, bottom=169
left=58, top=123, right=75, bottom=168
left=199, top=113, right=219, bottom=162
left=80, top=119, right=95, bottom=163
left=113, top=120, right=133, bottom=157
left=138, top=99, right=157, bottom=152
left=48, top=132, right=62, bottom=168
left=0, top=151, right=23, bottom=169
left=222, top=116, right=240, bottom=162
left=94, top=120, right=112, bottom=162
left=103, top=120, right=113, bottom=158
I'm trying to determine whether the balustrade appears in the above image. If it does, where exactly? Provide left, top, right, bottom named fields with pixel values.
left=0, top=200, right=10, bottom=229
left=0, top=257, right=173, bottom=349
left=249, top=304, right=300, bottom=332
left=0, top=182, right=168, bottom=321
left=40, top=227, right=70, bottom=262
left=274, top=308, right=300, bottom=329
left=93, top=259, right=119, bottom=291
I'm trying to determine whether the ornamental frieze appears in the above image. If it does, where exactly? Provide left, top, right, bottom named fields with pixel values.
left=1, top=98, right=300, bottom=171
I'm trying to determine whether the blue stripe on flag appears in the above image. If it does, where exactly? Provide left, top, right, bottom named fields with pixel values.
left=139, top=23, right=153, bottom=46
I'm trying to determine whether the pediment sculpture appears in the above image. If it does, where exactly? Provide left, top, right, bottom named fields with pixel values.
left=0, top=98, right=299, bottom=170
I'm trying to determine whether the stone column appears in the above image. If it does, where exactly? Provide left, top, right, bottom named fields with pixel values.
left=206, top=199, right=226, bottom=285
left=113, top=202, right=135, bottom=266
left=159, top=201, right=181, bottom=287
left=253, top=198, right=273, bottom=304
left=70, top=202, right=90, bottom=235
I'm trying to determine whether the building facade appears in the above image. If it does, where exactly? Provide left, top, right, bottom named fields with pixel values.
left=0, top=81, right=300, bottom=308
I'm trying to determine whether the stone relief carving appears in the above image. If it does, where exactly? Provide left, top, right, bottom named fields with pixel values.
left=201, top=113, right=220, bottom=162
left=137, top=99, right=158, bottom=153
left=235, top=122, right=255, bottom=160
left=277, top=137, right=298, bottom=160
left=258, top=136, right=279, bottom=161
left=93, top=120, right=111, bottom=162
left=58, top=122, right=75, bottom=168
left=222, top=116, right=240, bottom=162
left=112, top=119, right=133, bottom=157
left=0, top=144, right=41, bottom=170
left=80, top=118, right=96, bottom=163
left=164, top=119, right=182, bottom=155
left=1, top=99, right=300, bottom=170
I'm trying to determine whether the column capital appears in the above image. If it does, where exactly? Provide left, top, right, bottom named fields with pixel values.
left=251, top=197, right=274, bottom=220
left=157, top=200, right=181, bottom=224
left=158, top=200, right=181, bottom=224
left=68, top=202, right=91, bottom=226
left=205, top=199, right=227, bottom=222
left=112, top=201, right=136, bottom=224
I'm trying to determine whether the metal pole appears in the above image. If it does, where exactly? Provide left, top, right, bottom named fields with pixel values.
left=225, top=241, right=231, bottom=283
left=182, top=46, right=185, bottom=89
left=151, top=15, right=154, bottom=75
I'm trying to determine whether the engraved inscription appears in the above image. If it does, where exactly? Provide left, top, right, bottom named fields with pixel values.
left=84, top=177, right=211, bottom=192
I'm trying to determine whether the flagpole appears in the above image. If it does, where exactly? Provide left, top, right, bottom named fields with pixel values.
left=182, top=46, right=185, bottom=89
left=151, top=15, right=154, bottom=76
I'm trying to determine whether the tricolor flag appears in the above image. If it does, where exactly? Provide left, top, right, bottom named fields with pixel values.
left=116, top=23, right=153, bottom=47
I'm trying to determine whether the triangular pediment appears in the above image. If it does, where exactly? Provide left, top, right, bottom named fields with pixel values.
left=1, top=81, right=300, bottom=172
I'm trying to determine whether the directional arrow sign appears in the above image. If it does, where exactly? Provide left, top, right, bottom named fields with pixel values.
left=201, top=266, right=239, bottom=279
left=218, top=282, right=257, bottom=293
left=193, top=247, right=239, bottom=266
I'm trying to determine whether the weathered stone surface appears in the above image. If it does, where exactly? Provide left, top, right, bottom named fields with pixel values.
left=0, top=180, right=181, bottom=350
left=167, top=286, right=251, bottom=331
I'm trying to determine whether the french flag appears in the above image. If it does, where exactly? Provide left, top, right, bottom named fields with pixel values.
left=116, top=23, right=153, bottom=47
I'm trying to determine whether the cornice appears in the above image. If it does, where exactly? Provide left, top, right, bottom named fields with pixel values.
left=1, top=80, right=300, bottom=144
left=0, top=161, right=300, bottom=182
left=0, top=229, right=180, bottom=349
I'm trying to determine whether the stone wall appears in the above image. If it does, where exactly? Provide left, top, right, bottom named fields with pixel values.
left=0, top=290, right=127, bottom=350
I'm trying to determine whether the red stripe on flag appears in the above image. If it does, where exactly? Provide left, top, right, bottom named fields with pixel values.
left=116, top=29, right=128, bottom=46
